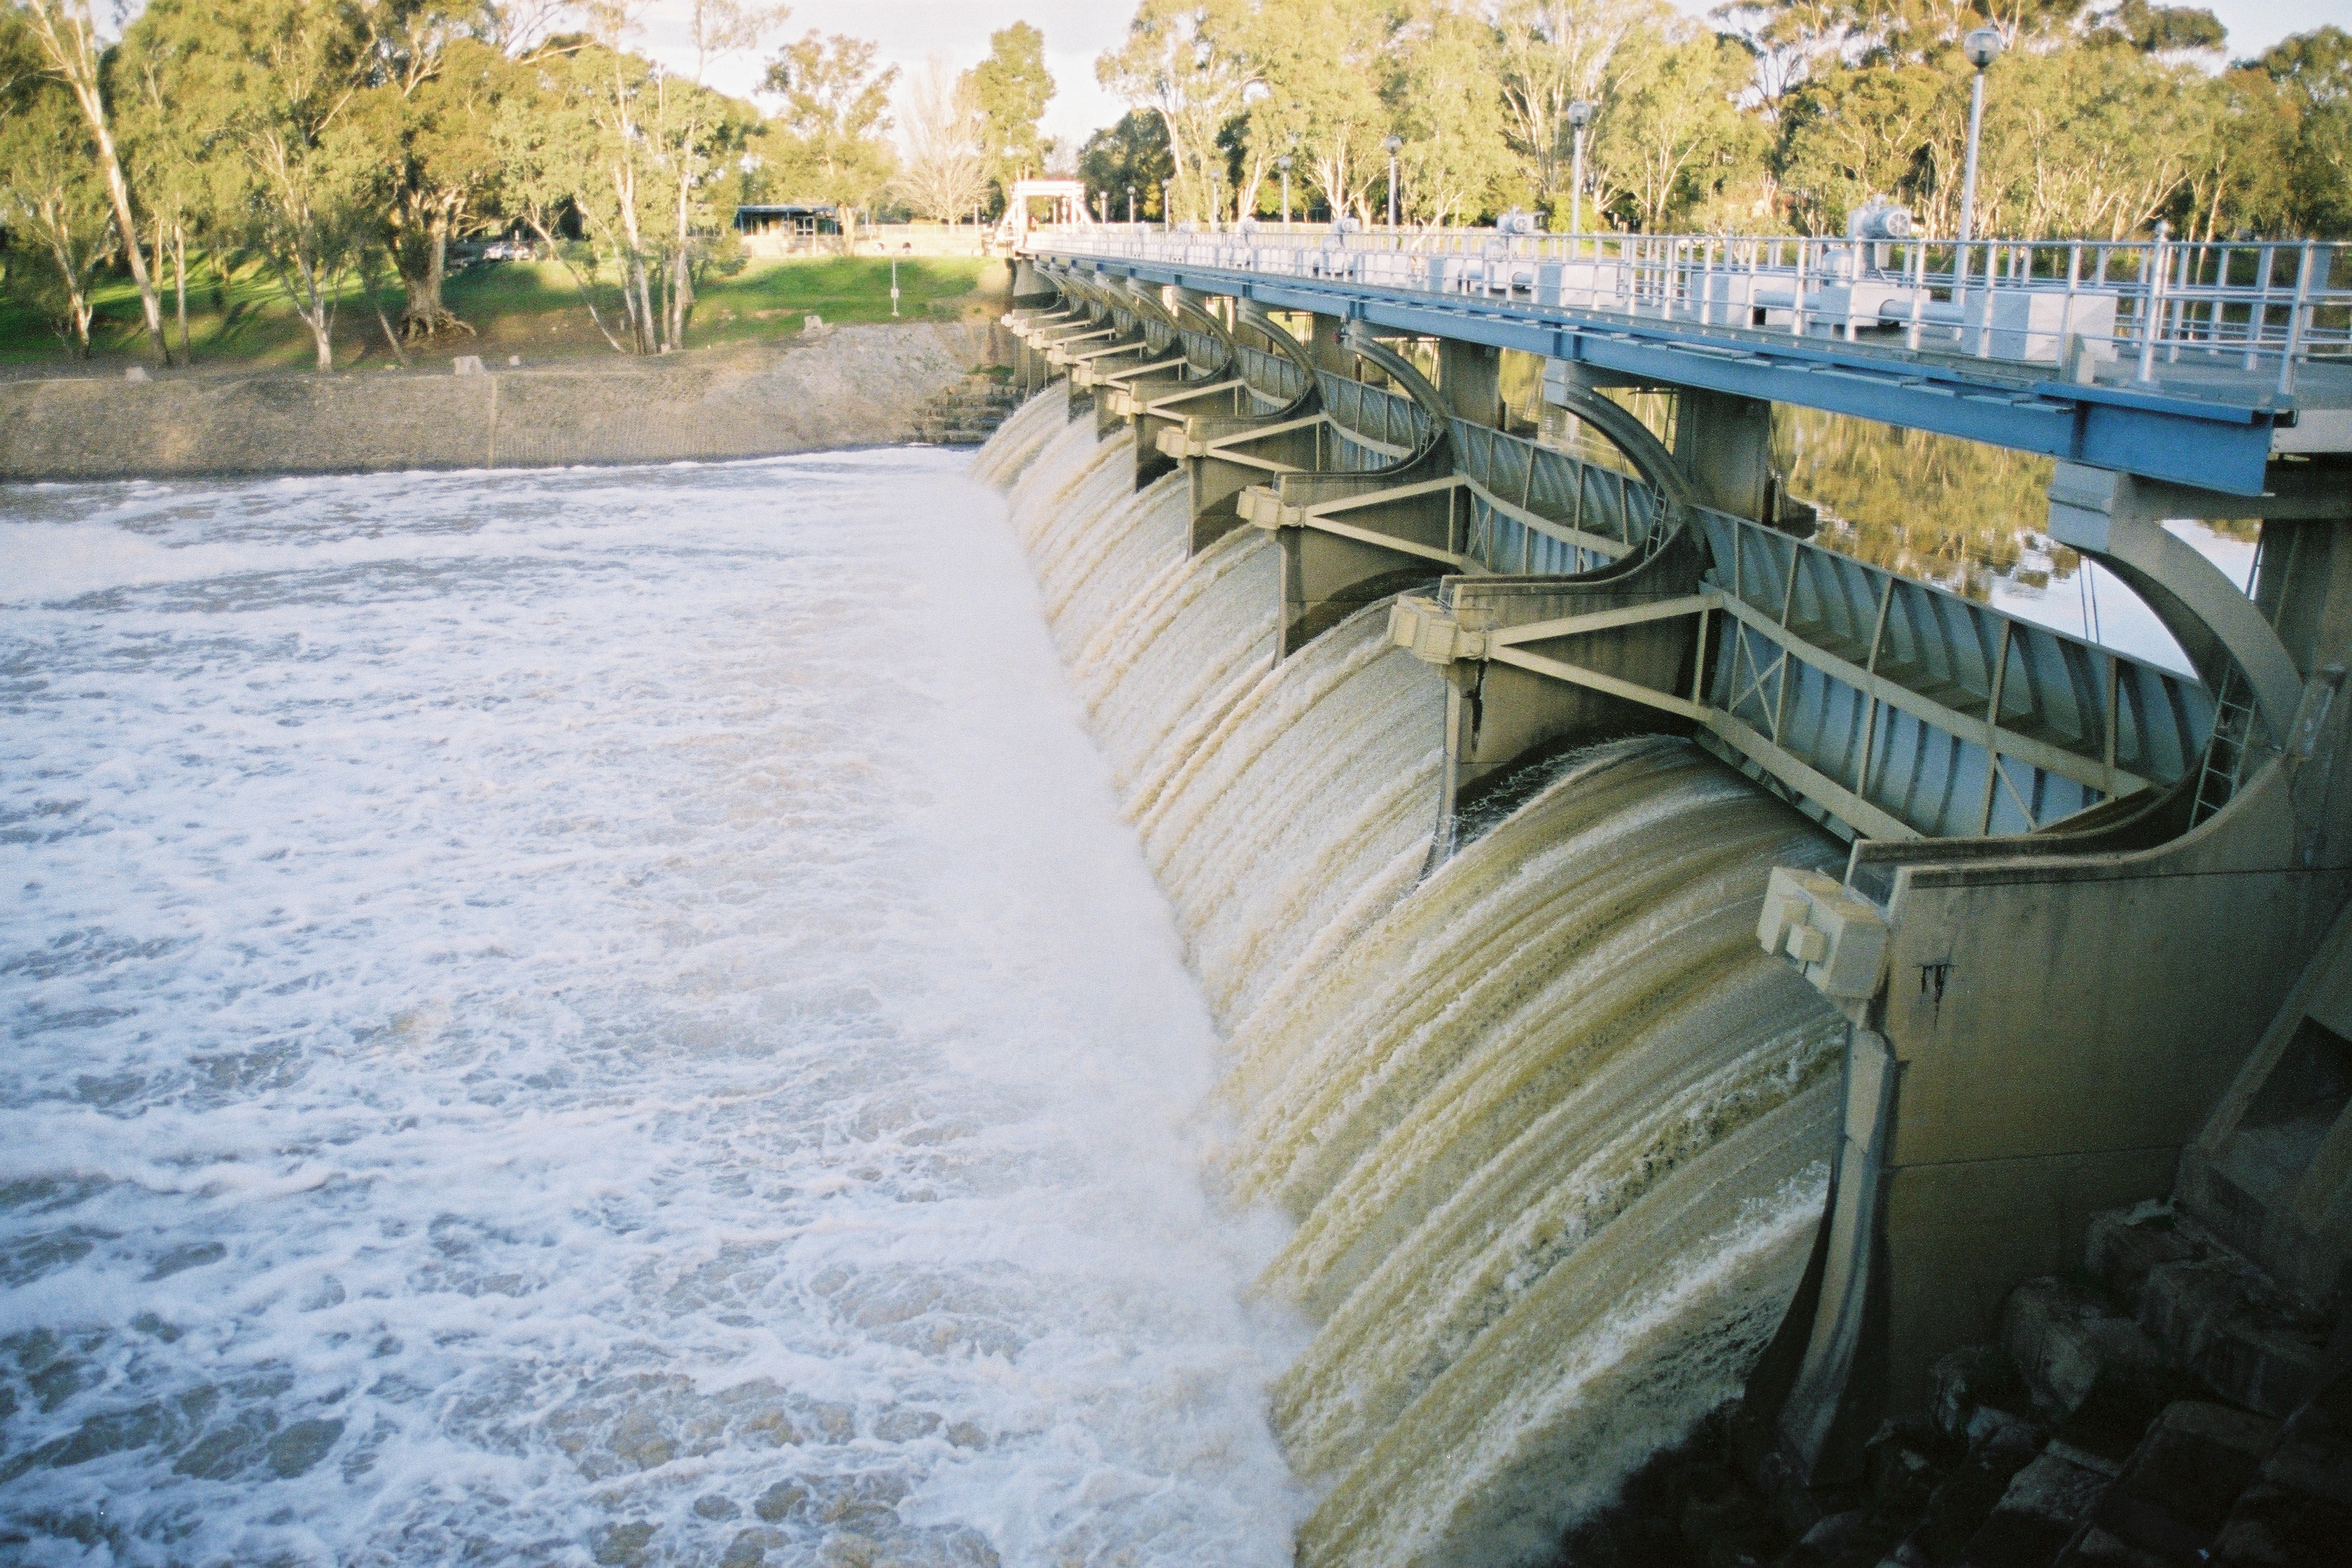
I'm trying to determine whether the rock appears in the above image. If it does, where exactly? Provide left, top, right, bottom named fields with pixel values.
left=2001, top=1278, right=2175, bottom=1429
left=2051, top=1525, right=2167, bottom=1566
left=1956, top=1446, right=2113, bottom=1567
left=871, top=1408, right=939, bottom=1442
left=2084, top=1399, right=2280, bottom=1562
left=453, top=355, right=486, bottom=375
left=1932, top=1345, right=2029, bottom=1442
left=1899, top=1413, right=2048, bottom=1562
left=607, top=1408, right=673, bottom=1471
left=265, top=1416, right=343, bottom=1479
left=2084, top=1203, right=2195, bottom=1304
left=720, top=1526, right=784, bottom=1568
left=1784, top=1506, right=1871, bottom=1567
left=2208, top=1479, right=2352, bottom=1567
left=752, top=1480, right=807, bottom=1522
left=693, top=1492, right=740, bottom=1520
left=2138, top=1260, right=2327, bottom=1418
left=1864, top=1418, right=1950, bottom=1520
left=125, top=365, right=150, bottom=383
left=2264, top=1409, right=2352, bottom=1509
left=817, top=1533, right=877, bottom=1567
left=591, top=1520, right=656, bottom=1566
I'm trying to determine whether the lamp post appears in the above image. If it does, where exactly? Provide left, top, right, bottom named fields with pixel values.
left=1567, top=99, right=1594, bottom=237
left=1159, top=179, right=1170, bottom=226
left=1126, top=184, right=1136, bottom=225
left=1210, top=169, right=1222, bottom=231
left=1278, top=154, right=1293, bottom=228
left=1956, top=26, right=2001, bottom=293
left=1385, top=134, right=1403, bottom=232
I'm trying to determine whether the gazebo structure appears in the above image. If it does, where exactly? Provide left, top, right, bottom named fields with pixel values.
left=993, top=180, right=1094, bottom=251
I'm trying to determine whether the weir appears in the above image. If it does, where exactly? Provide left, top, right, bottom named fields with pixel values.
left=990, top=228, right=2352, bottom=1560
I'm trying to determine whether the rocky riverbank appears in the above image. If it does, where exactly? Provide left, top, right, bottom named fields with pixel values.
left=0, top=320, right=997, bottom=482
left=1551, top=1201, right=2351, bottom=1568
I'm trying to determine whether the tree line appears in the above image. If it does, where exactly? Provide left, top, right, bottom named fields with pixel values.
left=1082, top=0, right=2350, bottom=243
left=6, top=1, right=2344, bottom=371
left=0, top=0, right=1055, bottom=366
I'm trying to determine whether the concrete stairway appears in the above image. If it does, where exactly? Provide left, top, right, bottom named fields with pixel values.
left=911, top=374, right=1021, bottom=446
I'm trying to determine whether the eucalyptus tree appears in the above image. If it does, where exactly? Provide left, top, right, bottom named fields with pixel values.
left=570, top=32, right=664, bottom=350
left=1972, top=41, right=2215, bottom=239
left=111, top=15, right=215, bottom=360
left=487, top=40, right=637, bottom=351
left=1096, top=0, right=1252, bottom=223
left=1077, top=110, right=1176, bottom=220
left=759, top=31, right=901, bottom=238
left=967, top=21, right=1055, bottom=201
left=2173, top=63, right=2297, bottom=241
left=1776, top=59, right=1952, bottom=232
left=1388, top=0, right=1518, bottom=227
left=2259, top=25, right=2352, bottom=235
left=659, top=0, right=782, bottom=349
left=12, top=0, right=173, bottom=362
left=382, top=29, right=517, bottom=338
left=130, top=0, right=395, bottom=372
left=0, top=15, right=113, bottom=356
left=899, top=58, right=991, bottom=223
left=1238, top=0, right=1396, bottom=224
left=1491, top=0, right=1661, bottom=218
left=1586, top=24, right=1758, bottom=230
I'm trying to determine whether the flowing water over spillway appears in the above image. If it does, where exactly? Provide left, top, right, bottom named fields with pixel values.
left=981, top=396, right=1847, bottom=1568
left=0, top=452, right=1306, bottom=1567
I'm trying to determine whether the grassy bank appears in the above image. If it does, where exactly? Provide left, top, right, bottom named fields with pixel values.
left=0, top=255, right=994, bottom=372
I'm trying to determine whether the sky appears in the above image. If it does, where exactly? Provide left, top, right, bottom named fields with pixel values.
left=635, top=0, right=2351, bottom=153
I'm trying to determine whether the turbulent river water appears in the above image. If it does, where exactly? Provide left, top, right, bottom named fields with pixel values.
left=0, top=454, right=1307, bottom=1567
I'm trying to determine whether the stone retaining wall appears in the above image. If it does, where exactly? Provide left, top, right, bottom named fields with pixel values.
left=0, top=321, right=986, bottom=482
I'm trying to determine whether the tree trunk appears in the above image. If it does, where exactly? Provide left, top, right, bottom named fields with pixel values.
left=172, top=223, right=189, bottom=362
left=24, top=0, right=174, bottom=367
left=634, top=257, right=657, bottom=355
left=671, top=174, right=694, bottom=350
left=293, top=259, right=335, bottom=372
left=373, top=293, right=409, bottom=365
left=402, top=212, right=472, bottom=339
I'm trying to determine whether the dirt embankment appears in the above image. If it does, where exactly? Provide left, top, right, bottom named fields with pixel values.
left=0, top=321, right=992, bottom=482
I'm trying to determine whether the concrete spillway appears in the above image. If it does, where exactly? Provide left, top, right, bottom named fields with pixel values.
left=977, top=396, right=1857, bottom=1565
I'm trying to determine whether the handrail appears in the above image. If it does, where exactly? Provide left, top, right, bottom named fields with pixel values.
left=1031, top=225, right=2348, bottom=396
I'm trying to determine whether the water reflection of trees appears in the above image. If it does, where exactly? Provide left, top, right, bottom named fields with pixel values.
left=1775, top=410, right=2258, bottom=603
left=1777, top=410, right=2062, bottom=601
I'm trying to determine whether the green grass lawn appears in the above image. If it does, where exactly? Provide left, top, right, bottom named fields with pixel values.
left=0, top=254, right=994, bottom=372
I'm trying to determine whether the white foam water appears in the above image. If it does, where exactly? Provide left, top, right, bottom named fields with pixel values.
left=0, top=454, right=1306, bottom=1568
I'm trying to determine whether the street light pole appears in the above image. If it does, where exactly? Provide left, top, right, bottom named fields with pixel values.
left=1126, top=185, right=1135, bottom=224
left=1385, top=134, right=1403, bottom=232
left=1567, top=100, right=1594, bottom=238
left=1278, top=154, right=1293, bottom=228
left=1956, top=27, right=2001, bottom=294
